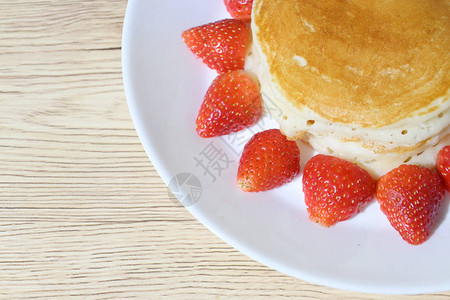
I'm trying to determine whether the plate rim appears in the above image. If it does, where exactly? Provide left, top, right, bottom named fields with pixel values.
left=121, top=0, right=450, bottom=295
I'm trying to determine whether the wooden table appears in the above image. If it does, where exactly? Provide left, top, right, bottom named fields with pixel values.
left=1, top=1, right=449, bottom=298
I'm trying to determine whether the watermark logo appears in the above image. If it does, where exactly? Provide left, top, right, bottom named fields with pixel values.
left=168, top=173, right=202, bottom=207
left=192, top=91, right=285, bottom=184
left=168, top=90, right=285, bottom=207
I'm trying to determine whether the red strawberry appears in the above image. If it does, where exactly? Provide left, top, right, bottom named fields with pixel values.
left=237, top=129, right=300, bottom=192
left=437, top=145, right=450, bottom=191
left=182, top=19, right=249, bottom=73
left=196, top=70, right=262, bottom=137
left=302, top=155, right=376, bottom=227
left=224, top=0, right=254, bottom=21
left=377, top=164, right=445, bottom=245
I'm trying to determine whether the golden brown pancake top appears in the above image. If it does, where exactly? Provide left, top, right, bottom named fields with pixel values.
left=253, top=0, right=450, bottom=127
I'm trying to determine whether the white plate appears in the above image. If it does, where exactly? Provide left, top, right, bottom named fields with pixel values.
left=122, top=0, right=450, bottom=294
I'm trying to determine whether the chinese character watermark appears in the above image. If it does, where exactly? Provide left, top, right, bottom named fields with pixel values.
left=219, top=91, right=284, bottom=157
left=261, top=90, right=284, bottom=120
left=191, top=91, right=285, bottom=185
left=194, top=141, right=235, bottom=182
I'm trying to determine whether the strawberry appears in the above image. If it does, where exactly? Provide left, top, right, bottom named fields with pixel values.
left=437, top=145, right=450, bottom=191
left=302, top=155, right=376, bottom=227
left=224, top=0, right=254, bottom=21
left=377, top=164, right=445, bottom=245
left=237, top=129, right=300, bottom=192
left=182, top=19, right=249, bottom=73
left=196, top=70, right=262, bottom=137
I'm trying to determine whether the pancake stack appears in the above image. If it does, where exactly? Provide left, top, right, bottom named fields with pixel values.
left=246, top=0, right=450, bottom=176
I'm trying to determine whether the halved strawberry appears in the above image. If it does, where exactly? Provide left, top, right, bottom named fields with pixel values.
left=302, top=155, right=376, bottom=227
left=224, top=0, right=254, bottom=21
left=437, top=145, right=450, bottom=191
left=182, top=19, right=249, bottom=73
left=196, top=70, right=262, bottom=138
left=237, top=129, right=300, bottom=192
left=377, top=164, right=445, bottom=245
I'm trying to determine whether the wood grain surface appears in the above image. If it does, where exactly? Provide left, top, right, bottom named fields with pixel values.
left=0, top=1, right=449, bottom=299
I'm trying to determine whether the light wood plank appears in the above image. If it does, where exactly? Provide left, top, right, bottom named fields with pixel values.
left=0, top=1, right=448, bottom=298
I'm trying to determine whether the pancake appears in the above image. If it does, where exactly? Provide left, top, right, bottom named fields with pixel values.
left=246, top=0, right=450, bottom=176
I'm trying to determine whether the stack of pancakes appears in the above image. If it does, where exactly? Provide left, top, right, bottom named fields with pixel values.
left=246, top=0, right=450, bottom=176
